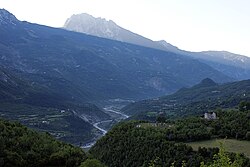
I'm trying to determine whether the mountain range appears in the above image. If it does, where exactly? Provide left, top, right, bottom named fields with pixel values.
left=0, top=8, right=249, bottom=145
left=0, top=9, right=232, bottom=101
left=64, top=13, right=250, bottom=80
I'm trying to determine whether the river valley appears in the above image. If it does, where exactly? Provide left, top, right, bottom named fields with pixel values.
left=81, top=105, right=129, bottom=149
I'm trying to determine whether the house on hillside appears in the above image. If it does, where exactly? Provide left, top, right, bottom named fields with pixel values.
left=204, top=112, right=217, bottom=120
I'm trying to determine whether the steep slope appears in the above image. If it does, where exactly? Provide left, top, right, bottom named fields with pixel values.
left=0, top=8, right=19, bottom=25
left=0, top=67, right=28, bottom=102
left=122, top=79, right=250, bottom=120
left=0, top=9, right=232, bottom=102
left=0, top=66, right=81, bottom=106
left=192, top=51, right=250, bottom=80
left=64, top=13, right=250, bottom=80
left=200, top=51, right=250, bottom=69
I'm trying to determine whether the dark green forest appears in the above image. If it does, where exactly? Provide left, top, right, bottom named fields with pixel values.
left=90, top=107, right=250, bottom=167
left=163, top=109, right=250, bottom=142
left=1, top=103, right=250, bottom=167
left=0, top=119, right=88, bottom=167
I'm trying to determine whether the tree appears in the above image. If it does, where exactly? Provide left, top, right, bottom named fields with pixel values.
left=239, top=101, right=250, bottom=112
left=200, top=144, right=242, bottom=167
left=156, top=116, right=166, bottom=123
left=80, top=159, right=106, bottom=167
left=246, top=132, right=250, bottom=140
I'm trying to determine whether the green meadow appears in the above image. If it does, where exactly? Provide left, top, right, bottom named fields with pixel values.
left=187, top=139, right=250, bottom=158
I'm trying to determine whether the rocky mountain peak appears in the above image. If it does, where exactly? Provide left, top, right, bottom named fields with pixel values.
left=0, top=9, right=19, bottom=25
left=64, top=13, right=121, bottom=40
left=63, top=13, right=168, bottom=50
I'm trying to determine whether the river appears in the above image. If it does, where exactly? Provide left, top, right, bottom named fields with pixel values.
left=82, top=107, right=129, bottom=149
left=103, top=106, right=129, bottom=119
left=93, top=120, right=112, bottom=134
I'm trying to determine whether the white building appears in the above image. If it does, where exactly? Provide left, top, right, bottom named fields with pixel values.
left=204, top=112, right=216, bottom=120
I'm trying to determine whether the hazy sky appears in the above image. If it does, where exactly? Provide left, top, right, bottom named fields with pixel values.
left=1, top=0, right=250, bottom=57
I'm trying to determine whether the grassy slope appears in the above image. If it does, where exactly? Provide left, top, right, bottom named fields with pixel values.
left=187, top=139, right=250, bottom=158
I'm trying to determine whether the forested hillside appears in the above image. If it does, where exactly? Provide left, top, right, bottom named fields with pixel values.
left=90, top=110, right=250, bottom=167
left=122, top=78, right=250, bottom=120
left=0, top=119, right=87, bottom=167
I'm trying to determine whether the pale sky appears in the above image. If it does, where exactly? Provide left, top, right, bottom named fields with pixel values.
left=1, top=0, right=250, bottom=57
